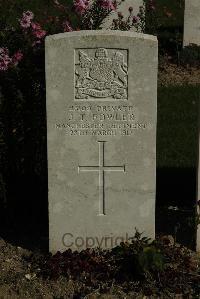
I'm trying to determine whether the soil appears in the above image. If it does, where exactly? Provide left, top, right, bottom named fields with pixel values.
left=0, top=237, right=85, bottom=298
left=0, top=235, right=200, bottom=299
left=0, top=238, right=147, bottom=299
left=159, top=62, right=200, bottom=86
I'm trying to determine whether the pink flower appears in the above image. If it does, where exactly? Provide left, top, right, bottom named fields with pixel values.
left=74, top=0, right=89, bottom=15
left=12, top=51, right=23, bottom=66
left=99, top=0, right=116, bottom=10
left=31, top=22, right=42, bottom=31
left=31, top=22, right=46, bottom=39
left=63, top=20, right=73, bottom=32
left=19, top=10, right=34, bottom=29
left=0, top=61, right=9, bottom=71
left=23, top=11, right=34, bottom=20
left=33, top=29, right=46, bottom=39
left=0, top=47, right=9, bottom=57
left=0, top=47, right=12, bottom=71
left=20, top=17, right=32, bottom=29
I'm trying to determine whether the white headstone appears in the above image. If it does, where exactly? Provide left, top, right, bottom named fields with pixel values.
left=100, top=0, right=143, bottom=30
left=183, top=0, right=200, bottom=46
left=46, top=30, right=158, bottom=252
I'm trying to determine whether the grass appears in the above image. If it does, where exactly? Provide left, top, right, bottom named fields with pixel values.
left=157, top=85, right=199, bottom=168
left=156, top=85, right=200, bottom=249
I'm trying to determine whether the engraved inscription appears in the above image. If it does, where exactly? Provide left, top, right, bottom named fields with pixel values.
left=75, top=48, right=128, bottom=100
left=78, top=141, right=125, bottom=215
left=55, top=104, right=151, bottom=136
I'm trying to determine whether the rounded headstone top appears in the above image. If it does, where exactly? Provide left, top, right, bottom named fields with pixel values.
left=45, top=30, right=157, bottom=43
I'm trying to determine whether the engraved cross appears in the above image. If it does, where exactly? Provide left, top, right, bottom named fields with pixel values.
left=78, top=141, right=126, bottom=215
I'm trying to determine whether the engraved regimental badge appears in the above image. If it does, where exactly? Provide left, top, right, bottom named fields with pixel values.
left=75, top=48, right=128, bottom=100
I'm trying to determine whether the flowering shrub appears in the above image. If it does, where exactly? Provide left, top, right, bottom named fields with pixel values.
left=110, top=3, right=145, bottom=31
left=0, top=0, right=149, bottom=73
left=0, top=47, right=23, bottom=71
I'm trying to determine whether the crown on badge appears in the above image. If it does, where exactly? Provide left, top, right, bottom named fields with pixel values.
left=95, top=48, right=108, bottom=58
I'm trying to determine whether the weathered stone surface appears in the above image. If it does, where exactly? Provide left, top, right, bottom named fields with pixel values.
left=46, top=30, right=158, bottom=252
left=183, top=0, right=200, bottom=46
left=101, top=0, right=143, bottom=30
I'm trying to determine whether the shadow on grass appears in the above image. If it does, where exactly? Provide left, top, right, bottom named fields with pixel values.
left=0, top=173, right=49, bottom=252
left=156, top=85, right=199, bottom=250
left=156, top=167, right=197, bottom=250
